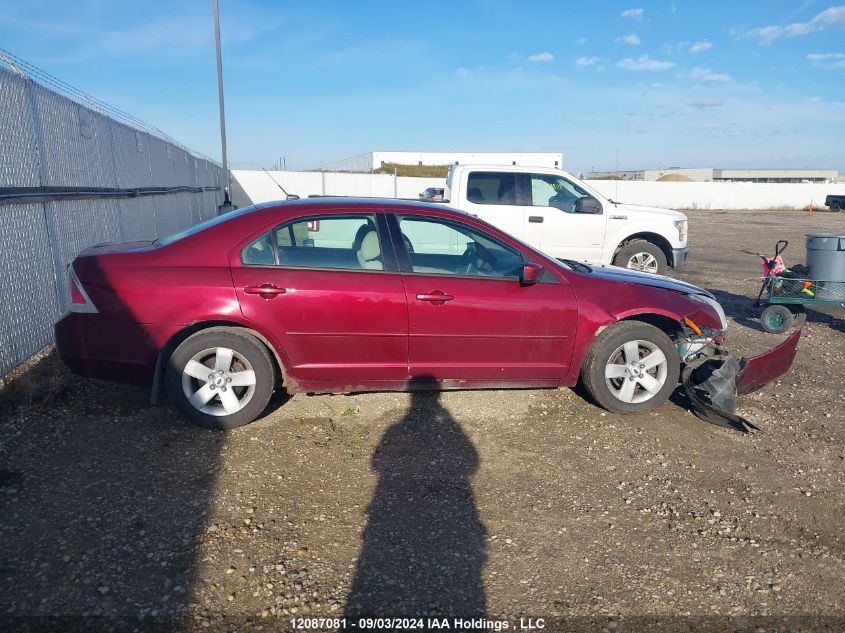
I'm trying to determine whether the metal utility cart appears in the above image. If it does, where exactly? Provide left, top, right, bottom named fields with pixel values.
left=755, top=236, right=845, bottom=334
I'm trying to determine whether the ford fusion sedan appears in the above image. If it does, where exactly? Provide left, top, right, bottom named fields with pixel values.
left=57, top=198, right=747, bottom=429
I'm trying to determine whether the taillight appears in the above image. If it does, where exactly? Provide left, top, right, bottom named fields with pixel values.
left=68, top=265, right=98, bottom=314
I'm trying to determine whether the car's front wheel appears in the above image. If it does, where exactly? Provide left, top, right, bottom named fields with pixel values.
left=166, top=329, right=275, bottom=429
left=581, top=321, right=680, bottom=414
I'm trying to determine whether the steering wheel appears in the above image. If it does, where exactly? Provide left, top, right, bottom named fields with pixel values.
left=461, top=242, right=497, bottom=275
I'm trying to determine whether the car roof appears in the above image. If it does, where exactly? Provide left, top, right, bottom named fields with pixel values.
left=251, top=196, right=468, bottom=215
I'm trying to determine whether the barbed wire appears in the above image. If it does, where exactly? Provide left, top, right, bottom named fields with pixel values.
left=0, top=47, right=219, bottom=164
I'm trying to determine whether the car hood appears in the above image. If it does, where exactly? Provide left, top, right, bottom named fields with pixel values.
left=568, top=262, right=712, bottom=297
left=611, top=202, right=687, bottom=221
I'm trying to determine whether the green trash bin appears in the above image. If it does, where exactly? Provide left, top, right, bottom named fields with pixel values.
left=806, top=233, right=845, bottom=300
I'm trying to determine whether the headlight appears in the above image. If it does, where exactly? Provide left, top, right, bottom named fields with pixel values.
left=689, top=294, right=727, bottom=331
left=674, top=219, right=687, bottom=242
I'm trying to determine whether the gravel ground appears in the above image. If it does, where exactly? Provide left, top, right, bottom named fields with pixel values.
left=1, top=209, right=844, bottom=632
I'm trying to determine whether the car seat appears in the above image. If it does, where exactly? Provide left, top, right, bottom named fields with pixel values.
left=467, top=187, right=484, bottom=203
left=497, top=180, right=515, bottom=204
left=356, top=231, right=383, bottom=270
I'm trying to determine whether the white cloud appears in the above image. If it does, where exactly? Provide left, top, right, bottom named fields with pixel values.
left=455, top=67, right=469, bottom=77
left=620, top=8, right=644, bottom=19
left=528, top=51, right=555, bottom=63
left=691, top=67, right=732, bottom=81
left=748, top=5, right=845, bottom=44
left=618, top=55, right=676, bottom=71
left=619, top=33, right=641, bottom=45
left=574, top=37, right=588, bottom=46
left=690, top=100, right=723, bottom=110
left=807, top=52, right=845, bottom=68
left=576, top=56, right=602, bottom=66
left=690, top=41, right=712, bottom=54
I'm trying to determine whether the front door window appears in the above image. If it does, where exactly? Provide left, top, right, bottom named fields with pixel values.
left=530, top=174, right=591, bottom=213
left=397, top=215, right=524, bottom=278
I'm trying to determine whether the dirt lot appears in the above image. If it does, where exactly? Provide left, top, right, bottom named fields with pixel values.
left=1, top=209, right=844, bottom=631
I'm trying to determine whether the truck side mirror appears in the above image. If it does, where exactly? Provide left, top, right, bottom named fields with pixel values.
left=521, top=262, right=544, bottom=285
left=575, top=197, right=602, bottom=214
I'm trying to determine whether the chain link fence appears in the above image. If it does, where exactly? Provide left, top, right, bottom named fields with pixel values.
left=0, top=60, right=224, bottom=376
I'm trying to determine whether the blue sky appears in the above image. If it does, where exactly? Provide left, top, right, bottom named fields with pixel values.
left=1, top=1, right=844, bottom=174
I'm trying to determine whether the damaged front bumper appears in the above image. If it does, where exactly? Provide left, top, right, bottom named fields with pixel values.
left=679, top=330, right=801, bottom=433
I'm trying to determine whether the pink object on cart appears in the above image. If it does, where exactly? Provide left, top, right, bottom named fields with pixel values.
left=762, top=254, right=785, bottom=276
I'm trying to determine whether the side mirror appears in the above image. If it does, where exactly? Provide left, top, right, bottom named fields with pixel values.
left=286, top=194, right=300, bottom=201
left=521, top=262, right=544, bottom=285
left=575, top=197, right=602, bottom=214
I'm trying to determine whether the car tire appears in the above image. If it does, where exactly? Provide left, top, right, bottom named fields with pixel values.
left=166, top=329, right=276, bottom=430
left=831, top=201, right=842, bottom=212
left=581, top=321, right=680, bottom=414
left=760, top=304, right=795, bottom=334
left=613, top=240, right=668, bottom=275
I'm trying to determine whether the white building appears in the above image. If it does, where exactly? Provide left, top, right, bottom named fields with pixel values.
left=586, top=167, right=838, bottom=183
left=322, top=151, right=564, bottom=172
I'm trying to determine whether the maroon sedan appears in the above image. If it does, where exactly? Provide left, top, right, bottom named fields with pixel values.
left=56, top=198, right=744, bottom=429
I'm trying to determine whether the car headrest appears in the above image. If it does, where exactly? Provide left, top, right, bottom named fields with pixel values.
left=357, top=231, right=383, bottom=270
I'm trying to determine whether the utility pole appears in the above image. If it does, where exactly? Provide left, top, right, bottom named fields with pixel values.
left=213, top=0, right=232, bottom=212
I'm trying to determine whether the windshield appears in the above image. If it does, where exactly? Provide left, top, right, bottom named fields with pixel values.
left=154, top=205, right=257, bottom=246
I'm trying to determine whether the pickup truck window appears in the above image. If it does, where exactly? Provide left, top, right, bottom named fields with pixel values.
left=466, top=172, right=518, bottom=206
left=531, top=174, right=590, bottom=213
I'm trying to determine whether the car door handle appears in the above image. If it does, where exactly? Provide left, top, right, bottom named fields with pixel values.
left=416, top=291, right=454, bottom=304
left=528, top=215, right=544, bottom=223
left=244, top=283, right=286, bottom=299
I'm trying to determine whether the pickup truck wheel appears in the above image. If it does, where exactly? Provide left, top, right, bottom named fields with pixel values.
left=581, top=321, right=680, bottom=414
left=166, top=329, right=275, bottom=429
left=831, top=201, right=842, bottom=212
left=614, top=240, right=668, bottom=274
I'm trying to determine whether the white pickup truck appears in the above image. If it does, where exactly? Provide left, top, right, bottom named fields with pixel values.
left=444, top=164, right=688, bottom=274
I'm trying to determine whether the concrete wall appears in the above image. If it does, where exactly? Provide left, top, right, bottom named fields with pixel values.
left=233, top=170, right=845, bottom=211
left=584, top=180, right=845, bottom=210
left=232, top=170, right=445, bottom=205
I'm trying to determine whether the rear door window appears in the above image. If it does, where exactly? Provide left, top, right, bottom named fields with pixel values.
left=466, top=172, right=518, bottom=205
left=242, top=214, right=384, bottom=271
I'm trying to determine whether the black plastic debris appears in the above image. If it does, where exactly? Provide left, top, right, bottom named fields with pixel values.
left=681, top=353, right=761, bottom=434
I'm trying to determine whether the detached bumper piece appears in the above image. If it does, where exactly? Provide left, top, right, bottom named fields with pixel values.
left=681, top=330, right=801, bottom=433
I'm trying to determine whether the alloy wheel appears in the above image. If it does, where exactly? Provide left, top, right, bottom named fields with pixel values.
left=626, top=252, right=659, bottom=273
left=181, top=347, right=257, bottom=416
left=604, top=340, right=668, bottom=404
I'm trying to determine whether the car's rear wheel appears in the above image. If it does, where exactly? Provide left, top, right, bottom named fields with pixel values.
left=166, top=329, right=275, bottom=429
left=581, top=321, right=680, bottom=414
left=830, top=201, right=841, bottom=212
left=613, top=240, right=668, bottom=275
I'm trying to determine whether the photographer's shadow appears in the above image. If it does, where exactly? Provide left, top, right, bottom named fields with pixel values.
left=345, top=385, right=488, bottom=619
